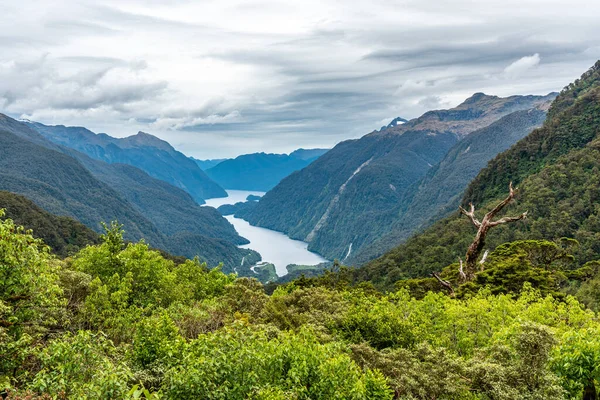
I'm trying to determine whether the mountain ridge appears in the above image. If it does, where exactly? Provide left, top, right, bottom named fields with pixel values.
left=241, top=92, right=556, bottom=262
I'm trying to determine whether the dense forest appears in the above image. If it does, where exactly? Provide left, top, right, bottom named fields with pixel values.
left=3, top=61, right=600, bottom=399
left=2, top=213, right=600, bottom=399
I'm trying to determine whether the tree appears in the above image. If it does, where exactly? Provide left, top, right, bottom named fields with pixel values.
left=458, top=182, right=528, bottom=280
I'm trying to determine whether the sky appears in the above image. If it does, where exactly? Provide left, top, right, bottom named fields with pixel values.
left=1, top=0, right=599, bottom=158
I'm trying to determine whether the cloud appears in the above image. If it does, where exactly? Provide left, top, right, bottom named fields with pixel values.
left=0, top=0, right=599, bottom=157
left=504, top=54, right=541, bottom=78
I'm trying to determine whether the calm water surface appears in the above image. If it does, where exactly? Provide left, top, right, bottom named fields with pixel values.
left=204, top=190, right=328, bottom=276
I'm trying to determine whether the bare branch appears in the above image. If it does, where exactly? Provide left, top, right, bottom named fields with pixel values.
left=460, top=182, right=527, bottom=281
left=459, top=202, right=482, bottom=228
left=431, top=272, right=455, bottom=296
left=487, top=182, right=517, bottom=220
left=488, top=212, right=528, bottom=227
left=479, top=250, right=489, bottom=271
left=458, top=258, right=466, bottom=281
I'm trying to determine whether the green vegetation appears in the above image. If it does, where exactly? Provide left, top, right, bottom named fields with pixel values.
left=0, top=191, right=99, bottom=257
left=0, top=116, right=258, bottom=271
left=360, top=61, right=600, bottom=291
left=3, top=213, right=600, bottom=399
left=352, top=107, right=549, bottom=265
left=242, top=93, right=555, bottom=262
left=27, top=122, right=226, bottom=202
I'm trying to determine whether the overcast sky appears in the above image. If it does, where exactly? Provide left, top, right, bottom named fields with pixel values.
left=1, top=0, right=599, bottom=158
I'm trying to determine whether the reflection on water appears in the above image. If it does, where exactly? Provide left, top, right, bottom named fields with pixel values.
left=204, top=190, right=328, bottom=276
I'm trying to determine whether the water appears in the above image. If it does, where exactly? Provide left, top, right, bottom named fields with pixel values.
left=204, top=190, right=328, bottom=276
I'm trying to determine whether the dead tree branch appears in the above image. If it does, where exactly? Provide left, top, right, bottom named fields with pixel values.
left=460, top=182, right=527, bottom=280
left=431, top=272, right=455, bottom=297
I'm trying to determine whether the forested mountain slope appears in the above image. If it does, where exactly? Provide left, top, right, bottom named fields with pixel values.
left=242, top=93, right=555, bottom=261
left=65, top=151, right=246, bottom=245
left=205, top=149, right=328, bottom=191
left=350, top=107, right=550, bottom=264
left=0, top=114, right=258, bottom=270
left=26, top=122, right=226, bottom=203
left=0, top=116, right=165, bottom=246
left=358, top=60, right=600, bottom=290
left=0, top=191, right=99, bottom=256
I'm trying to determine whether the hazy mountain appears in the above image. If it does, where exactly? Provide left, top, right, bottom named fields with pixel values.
left=241, top=92, right=557, bottom=262
left=0, top=114, right=257, bottom=269
left=26, top=122, right=226, bottom=203
left=0, top=115, right=165, bottom=245
left=358, top=60, right=600, bottom=289
left=205, top=149, right=328, bottom=191
left=191, top=157, right=230, bottom=170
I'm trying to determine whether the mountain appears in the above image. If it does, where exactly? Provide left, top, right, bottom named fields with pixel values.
left=241, top=93, right=556, bottom=262
left=349, top=106, right=550, bottom=264
left=205, top=149, right=328, bottom=191
left=380, top=116, right=408, bottom=131
left=357, top=60, right=600, bottom=290
left=0, top=114, right=258, bottom=270
left=191, top=157, right=230, bottom=170
left=0, top=114, right=165, bottom=245
left=0, top=190, right=100, bottom=257
left=26, top=123, right=226, bottom=203
left=63, top=151, right=246, bottom=245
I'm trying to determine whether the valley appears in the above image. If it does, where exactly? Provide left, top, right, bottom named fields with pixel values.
left=204, top=190, right=329, bottom=277
left=2, top=3, right=600, bottom=394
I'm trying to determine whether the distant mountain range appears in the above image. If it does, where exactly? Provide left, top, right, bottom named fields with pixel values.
left=192, top=158, right=229, bottom=170
left=240, top=92, right=557, bottom=263
left=0, top=114, right=258, bottom=271
left=202, top=148, right=329, bottom=191
left=26, top=122, right=226, bottom=203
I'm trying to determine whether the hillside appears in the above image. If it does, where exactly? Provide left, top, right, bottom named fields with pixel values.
left=241, top=93, right=556, bottom=262
left=0, top=190, right=99, bottom=256
left=0, top=115, right=165, bottom=246
left=26, top=122, right=226, bottom=203
left=349, top=107, right=550, bottom=264
left=0, top=114, right=259, bottom=271
left=205, top=149, right=328, bottom=191
left=65, top=151, right=246, bottom=245
left=358, top=60, right=600, bottom=290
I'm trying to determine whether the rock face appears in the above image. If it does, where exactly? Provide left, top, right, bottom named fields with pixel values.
left=241, top=92, right=557, bottom=262
left=26, top=122, right=226, bottom=203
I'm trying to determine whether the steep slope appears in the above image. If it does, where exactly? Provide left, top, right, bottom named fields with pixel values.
left=242, top=93, right=556, bottom=261
left=67, top=151, right=247, bottom=245
left=0, top=116, right=165, bottom=246
left=205, top=149, right=328, bottom=191
left=350, top=107, right=549, bottom=264
left=0, top=190, right=99, bottom=257
left=0, top=114, right=258, bottom=270
left=26, top=123, right=226, bottom=203
left=358, top=60, right=600, bottom=290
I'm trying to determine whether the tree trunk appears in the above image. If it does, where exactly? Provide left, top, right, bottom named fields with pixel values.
left=584, top=382, right=597, bottom=400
